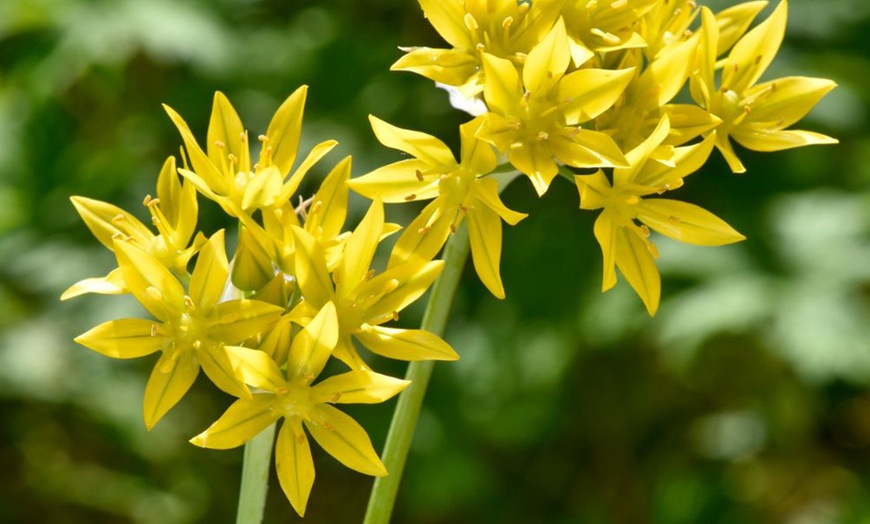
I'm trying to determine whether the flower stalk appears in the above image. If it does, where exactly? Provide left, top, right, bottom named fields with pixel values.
left=364, top=222, right=470, bottom=524
left=236, top=423, right=277, bottom=524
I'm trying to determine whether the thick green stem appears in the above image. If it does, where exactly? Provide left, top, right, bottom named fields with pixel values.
left=236, top=422, right=277, bottom=524
left=363, top=223, right=470, bottom=524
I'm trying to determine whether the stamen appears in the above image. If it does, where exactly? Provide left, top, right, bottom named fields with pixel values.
left=416, top=169, right=425, bottom=181
left=405, top=194, right=417, bottom=201
left=331, top=392, right=343, bottom=402
left=112, top=213, right=126, bottom=223
left=754, top=55, right=762, bottom=65
left=146, top=286, right=163, bottom=303
left=611, top=0, right=627, bottom=9
left=142, top=195, right=153, bottom=206
left=184, top=295, right=195, bottom=308
left=257, top=134, right=269, bottom=143
left=365, top=269, right=375, bottom=280
left=586, top=0, right=598, bottom=10
left=591, top=28, right=621, bottom=45
left=640, top=225, right=651, bottom=238
left=464, top=13, right=478, bottom=31
left=192, top=340, right=202, bottom=349
left=418, top=226, right=431, bottom=234
left=213, top=140, right=226, bottom=149
left=150, top=324, right=159, bottom=337
left=391, top=310, right=399, bottom=321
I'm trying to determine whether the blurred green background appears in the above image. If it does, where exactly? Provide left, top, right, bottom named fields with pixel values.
left=1, top=0, right=868, bottom=522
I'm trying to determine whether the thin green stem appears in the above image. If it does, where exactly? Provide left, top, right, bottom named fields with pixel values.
left=363, top=223, right=470, bottom=524
left=236, top=422, right=277, bottom=524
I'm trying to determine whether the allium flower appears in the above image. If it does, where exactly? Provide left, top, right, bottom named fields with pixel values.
left=74, top=231, right=283, bottom=428
left=192, top=302, right=409, bottom=516
left=576, top=116, right=744, bottom=314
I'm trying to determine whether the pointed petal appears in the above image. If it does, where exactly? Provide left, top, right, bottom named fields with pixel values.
left=732, top=127, right=838, bottom=152
left=289, top=301, right=339, bottom=381
left=61, top=268, right=127, bottom=300
left=575, top=170, right=612, bottom=211
left=508, top=141, right=558, bottom=196
left=638, top=199, right=745, bottom=246
left=721, top=0, right=787, bottom=93
left=635, top=133, right=716, bottom=189
left=231, top=225, right=275, bottom=292
left=549, top=129, right=628, bottom=171
left=243, top=165, right=283, bottom=211
left=114, top=239, right=185, bottom=320
left=592, top=210, right=619, bottom=291
left=70, top=196, right=153, bottom=251
left=356, top=326, right=458, bottom=361
left=347, top=159, right=438, bottom=203
left=467, top=206, right=506, bottom=299
left=305, top=404, right=387, bottom=476
left=75, top=319, right=166, bottom=358
left=306, top=156, right=351, bottom=240
left=276, top=421, right=315, bottom=517
left=715, top=0, right=769, bottom=57
left=311, top=369, right=410, bottom=404
left=417, top=0, right=472, bottom=48
left=265, top=86, right=308, bottom=176
left=198, top=343, right=251, bottom=399
left=225, top=345, right=287, bottom=391
left=524, top=18, right=570, bottom=92
left=481, top=53, right=521, bottom=116
left=559, top=68, right=635, bottom=125
left=290, top=226, right=334, bottom=307
left=690, top=7, right=719, bottom=108
left=631, top=36, right=696, bottom=108
left=361, top=260, right=444, bottom=324
left=745, top=76, right=837, bottom=129
left=208, top=299, right=284, bottom=344
left=614, top=227, right=661, bottom=316
left=143, top=350, right=200, bottom=429
left=369, top=116, right=456, bottom=167
left=190, top=395, right=280, bottom=449
left=714, top=132, right=746, bottom=173
left=277, top=139, right=339, bottom=205
left=336, top=199, right=384, bottom=299
left=474, top=177, right=527, bottom=225
left=459, top=116, right=498, bottom=175
left=163, top=104, right=227, bottom=194
left=387, top=201, right=453, bottom=267
left=189, top=230, right=229, bottom=309
left=391, top=47, right=478, bottom=87
left=156, top=156, right=184, bottom=229
left=661, top=104, right=722, bottom=145
left=207, top=92, right=247, bottom=171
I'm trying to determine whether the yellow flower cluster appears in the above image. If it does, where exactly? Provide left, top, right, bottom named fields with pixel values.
left=65, top=0, right=836, bottom=517
left=374, top=0, right=835, bottom=314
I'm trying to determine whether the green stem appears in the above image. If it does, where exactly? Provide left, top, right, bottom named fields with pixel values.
left=363, top=223, right=470, bottom=524
left=236, top=422, right=277, bottom=524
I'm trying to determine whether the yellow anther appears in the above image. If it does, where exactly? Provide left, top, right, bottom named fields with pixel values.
left=331, top=392, right=343, bottom=402
left=418, top=226, right=431, bottom=234
left=668, top=215, right=681, bottom=224
left=276, top=386, right=289, bottom=395
left=257, top=134, right=269, bottom=143
left=586, top=0, right=598, bottom=10
left=184, top=295, right=195, bottom=308
left=227, top=153, right=238, bottom=164
left=391, top=310, right=400, bottom=321
left=192, top=340, right=202, bottom=349
left=476, top=43, right=486, bottom=52
left=213, top=140, right=226, bottom=149
left=464, top=12, right=478, bottom=31
left=365, top=269, right=375, bottom=280
left=537, top=130, right=549, bottom=141
left=591, top=28, right=621, bottom=45
left=303, top=372, right=315, bottom=382
left=405, top=194, right=417, bottom=201
left=142, top=195, right=153, bottom=206
left=112, top=213, right=126, bottom=223
left=754, top=55, right=762, bottom=65
left=502, top=16, right=514, bottom=29
left=150, top=324, right=159, bottom=337
left=415, top=170, right=425, bottom=181
left=640, top=225, right=651, bottom=238
left=145, top=286, right=163, bottom=302
left=611, top=0, right=627, bottom=9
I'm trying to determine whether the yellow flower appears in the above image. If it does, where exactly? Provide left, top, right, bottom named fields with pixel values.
left=691, top=2, right=837, bottom=173
left=349, top=115, right=526, bottom=298
left=191, top=302, right=408, bottom=516
left=291, top=199, right=458, bottom=369
left=392, top=0, right=564, bottom=98
left=575, top=116, right=745, bottom=315
left=477, top=18, right=632, bottom=196
left=562, top=0, right=657, bottom=62
left=74, top=231, right=284, bottom=428
left=63, top=156, right=204, bottom=299
left=164, top=88, right=336, bottom=216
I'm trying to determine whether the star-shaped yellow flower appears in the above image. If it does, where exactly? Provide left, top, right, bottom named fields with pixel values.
left=576, top=116, right=745, bottom=315
left=74, top=231, right=284, bottom=428
left=349, top=115, right=526, bottom=298
left=191, top=302, right=408, bottom=516
left=477, top=18, right=632, bottom=195
left=691, top=2, right=837, bottom=173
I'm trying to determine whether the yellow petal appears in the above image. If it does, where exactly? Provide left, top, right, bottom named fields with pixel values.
left=207, top=92, right=248, bottom=173
left=714, top=131, right=746, bottom=173
left=474, top=177, right=527, bottom=226
left=721, top=0, right=787, bottom=94
left=347, top=159, right=438, bottom=203
left=549, top=129, right=628, bottom=171
left=476, top=112, right=518, bottom=153
left=744, top=76, right=837, bottom=129
left=661, top=104, right=722, bottom=145
left=242, top=165, right=283, bottom=211
left=231, top=225, right=275, bottom=293
left=306, top=156, right=351, bottom=241
left=575, top=170, right=612, bottom=211
left=275, top=420, right=315, bottom=517
left=732, top=127, right=838, bottom=152
left=387, top=200, right=453, bottom=267
left=391, top=47, right=478, bottom=87
left=189, top=230, right=229, bottom=309
left=417, top=0, right=472, bottom=48
left=715, top=0, right=769, bottom=57
left=163, top=104, right=227, bottom=194
left=467, top=206, right=506, bottom=299
left=61, top=268, right=127, bottom=300
left=630, top=36, right=696, bottom=108
left=619, top=115, right=671, bottom=185
left=289, top=301, right=339, bottom=381
left=225, top=345, right=287, bottom=391
left=311, top=369, right=410, bottom=404
left=361, top=260, right=444, bottom=324
left=369, top=116, right=456, bottom=167
left=592, top=210, right=619, bottom=292
left=290, top=226, right=334, bottom=307
left=304, top=404, right=387, bottom=476
left=143, top=350, right=200, bottom=429
left=113, top=239, right=185, bottom=321
left=481, top=53, right=521, bottom=116
left=336, top=199, right=384, bottom=299
left=189, top=395, right=280, bottom=449
left=523, top=17, right=570, bottom=93
left=459, top=116, right=498, bottom=175
left=208, top=299, right=284, bottom=344
left=277, top=139, right=339, bottom=206
left=265, top=86, right=308, bottom=177
left=559, top=67, right=634, bottom=125
left=356, top=326, right=458, bottom=361
left=690, top=7, right=719, bottom=108
left=198, top=342, right=251, bottom=399
left=638, top=199, right=745, bottom=246
left=75, top=319, right=166, bottom=358
left=508, top=141, right=558, bottom=196
left=70, top=196, right=153, bottom=252
left=635, top=133, right=716, bottom=189
left=614, top=227, right=661, bottom=316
